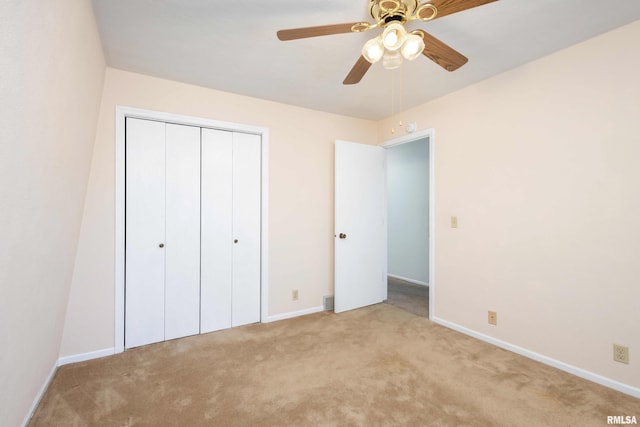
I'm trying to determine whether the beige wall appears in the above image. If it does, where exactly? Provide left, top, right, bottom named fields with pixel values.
left=1, top=3, right=635, bottom=423
left=378, top=21, right=640, bottom=388
left=59, top=68, right=377, bottom=357
left=56, top=13, right=638, bottom=397
left=0, top=1, right=105, bottom=425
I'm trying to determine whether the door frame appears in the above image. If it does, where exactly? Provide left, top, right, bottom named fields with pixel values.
left=114, top=105, right=269, bottom=353
left=382, top=128, right=435, bottom=320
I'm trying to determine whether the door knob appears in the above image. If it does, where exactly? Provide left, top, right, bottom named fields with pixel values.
left=339, top=233, right=347, bottom=239
left=234, top=239, right=238, bottom=244
left=159, top=243, right=165, bottom=248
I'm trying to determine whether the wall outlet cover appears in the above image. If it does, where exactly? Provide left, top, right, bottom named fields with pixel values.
left=613, top=344, right=629, bottom=364
left=488, top=310, right=497, bottom=326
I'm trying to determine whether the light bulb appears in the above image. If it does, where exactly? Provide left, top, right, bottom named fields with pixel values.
left=381, top=23, right=407, bottom=51
left=362, top=37, right=384, bottom=63
left=384, top=30, right=398, bottom=47
left=382, top=49, right=403, bottom=70
left=400, top=33, right=425, bottom=61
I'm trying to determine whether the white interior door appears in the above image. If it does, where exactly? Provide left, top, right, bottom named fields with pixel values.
left=125, top=118, right=166, bottom=348
left=200, top=128, right=233, bottom=333
left=232, top=132, right=261, bottom=326
left=334, top=140, right=386, bottom=313
left=164, top=123, right=201, bottom=340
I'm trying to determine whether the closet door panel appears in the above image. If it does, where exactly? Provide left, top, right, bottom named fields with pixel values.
left=165, top=124, right=202, bottom=340
left=232, top=132, right=261, bottom=327
left=200, top=129, right=233, bottom=333
left=125, top=118, right=166, bottom=348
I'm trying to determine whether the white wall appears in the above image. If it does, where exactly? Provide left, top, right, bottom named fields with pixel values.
left=378, top=20, right=640, bottom=390
left=387, top=138, right=429, bottom=284
left=59, top=68, right=377, bottom=358
left=0, top=1, right=105, bottom=425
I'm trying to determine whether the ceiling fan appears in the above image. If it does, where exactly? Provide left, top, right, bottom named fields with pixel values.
left=277, top=0, right=497, bottom=85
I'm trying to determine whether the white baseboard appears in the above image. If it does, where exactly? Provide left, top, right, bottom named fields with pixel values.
left=22, top=361, right=57, bottom=427
left=264, top=306, right=324, bottom=323
left=432, top=316, right=640, bottom=399
left=23, top=348, right=115, bottom=426
left=57, top=347, right=115, bottom=367
left=388, top=273, right=428, bottom=287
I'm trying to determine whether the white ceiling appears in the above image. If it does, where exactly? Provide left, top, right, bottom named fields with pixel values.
left=92, top=0, right=640, bottom=120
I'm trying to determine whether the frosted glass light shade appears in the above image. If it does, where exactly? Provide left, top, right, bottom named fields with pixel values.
left=400, top=33, right=425, bottom=61
left=362, top=37, right=384, bottom=63
left=381, top=23, right=407, bottom=51
left=382, top=49, right=403, bottom=70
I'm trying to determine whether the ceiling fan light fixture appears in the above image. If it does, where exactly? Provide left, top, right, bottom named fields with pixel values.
left=277, top=0, right=488, bottom=84
left=400, top=32, right=425, bottom=60
left=382, top=49, right=403, bottom=70
left=362, top=37, right=385, bottom=63
left=381, top=23, right=407, bottom=51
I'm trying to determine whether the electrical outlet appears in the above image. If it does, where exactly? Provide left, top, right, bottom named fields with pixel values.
left=488, top=311, right=497, bottom=326
left=613, top=344, right=629, bottom=364
left=292, top=289, right=299, bottom=301
left=451, top=216, right=458, bottom=228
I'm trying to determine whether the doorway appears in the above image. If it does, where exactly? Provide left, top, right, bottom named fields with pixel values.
left=383, top=129, right=434, bottom=319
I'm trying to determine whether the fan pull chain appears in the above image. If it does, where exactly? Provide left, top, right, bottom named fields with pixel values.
left=391, top=69, right=396, bottom=134
left=390, top=68, right=405, bottom=135
left=398, top=66, right=404, bottom=129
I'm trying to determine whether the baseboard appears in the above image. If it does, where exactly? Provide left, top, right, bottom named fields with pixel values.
left=57, top=347, right=115, bottom=367
left=432, top=316, right=640, bottom=399
left=265, top=306, right=324, bottom=323
left=22, top=360, right=57, bottom=427
left=388, top=273, right=428, bottom=287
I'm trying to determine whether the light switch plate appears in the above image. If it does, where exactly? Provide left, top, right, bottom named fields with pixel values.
left=451, top=216, right=458, bottom=228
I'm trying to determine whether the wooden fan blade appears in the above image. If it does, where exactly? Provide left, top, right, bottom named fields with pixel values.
left=428, top=0, right=498, bottom=20
left=277, top=23, right=358, bottom=41
left=343, top=56, right=372, bottom=85
left=420, top=31, right=468, bottom=71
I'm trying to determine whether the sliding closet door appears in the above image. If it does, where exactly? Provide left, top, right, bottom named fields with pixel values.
left=125, top=118, right=166, bottom=348
left=232, top=132, right=261, bottom=326
left=164, top=124, right=201, bottom=340
left=200, top=129, right=233, bottom=333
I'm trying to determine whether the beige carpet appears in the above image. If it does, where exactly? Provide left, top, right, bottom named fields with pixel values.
left=30, top=304, right=638, bottom=426
left=386, top=276, right=429, bottom=318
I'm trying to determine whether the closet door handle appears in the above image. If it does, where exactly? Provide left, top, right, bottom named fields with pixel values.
left=234, top=239, right=238, bottom=244
left=159, top=243, right=165, bottom=248
left=339, top=233, right=347, bottom=239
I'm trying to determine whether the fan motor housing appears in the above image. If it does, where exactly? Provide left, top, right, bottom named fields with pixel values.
left=369, top=0, right=419, bottom=23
